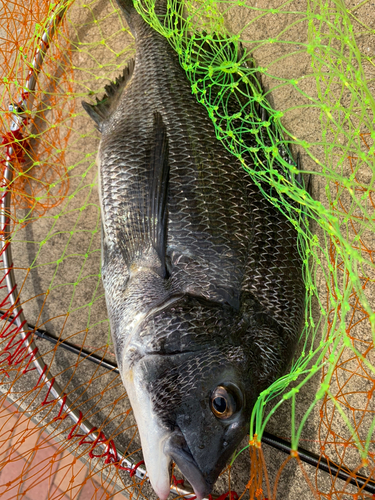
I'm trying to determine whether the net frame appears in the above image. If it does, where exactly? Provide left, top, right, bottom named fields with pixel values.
left=0, top=0, right=374, bottom=498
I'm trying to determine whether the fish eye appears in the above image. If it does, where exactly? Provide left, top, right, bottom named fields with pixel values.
left=210, top=385, right=241, bottom=419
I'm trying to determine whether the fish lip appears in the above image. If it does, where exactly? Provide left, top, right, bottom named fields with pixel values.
left=164, top=430, right=211, bottom=500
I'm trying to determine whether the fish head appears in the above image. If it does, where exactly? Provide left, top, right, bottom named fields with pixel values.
left=124, top=349, right=254, bottom=499
left=121, top=298, right=262, bottom=500
left=161, top=351, right=253, bottom=498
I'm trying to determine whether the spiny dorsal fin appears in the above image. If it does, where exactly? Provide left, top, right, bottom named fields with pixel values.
left=81, top=58, right=135, bottom=131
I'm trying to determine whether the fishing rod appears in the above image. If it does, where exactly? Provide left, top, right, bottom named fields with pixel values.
left=32, top=325, right=119, bottom=373
left=261, top=432, right=375, bottom=494
left=1, top=313, right=374, bottom=495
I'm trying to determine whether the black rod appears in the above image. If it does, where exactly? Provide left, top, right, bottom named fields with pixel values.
left=2, top=312, right=375, bottom=493
left=31, top=326, right=119, bottom=373
left=262, top=431, right=375, bottom=494
left=0, top=311, right=118, bottom=373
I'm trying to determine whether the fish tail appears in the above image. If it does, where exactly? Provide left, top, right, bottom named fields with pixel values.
left=114, top=0, right=139, bottom=35
left=115, top=0, right=170, bottom=36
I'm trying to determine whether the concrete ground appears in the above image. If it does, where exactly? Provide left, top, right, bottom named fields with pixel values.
left=1, top=0, right=374, bottom=499
left=0, top=396, right=128, bottom=499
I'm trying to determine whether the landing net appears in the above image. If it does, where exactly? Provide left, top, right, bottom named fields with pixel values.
left=0, top=0, right=374, bottom=499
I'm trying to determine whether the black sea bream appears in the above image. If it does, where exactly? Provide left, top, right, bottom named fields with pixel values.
left=82, top=0, right=305, bottom=497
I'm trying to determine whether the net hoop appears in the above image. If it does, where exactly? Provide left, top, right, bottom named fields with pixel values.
left=1, top=0, right=374, bottom=498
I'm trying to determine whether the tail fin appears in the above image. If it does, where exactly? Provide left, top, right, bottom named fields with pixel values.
left=114, top=0, right=139, bottom=35
left=115, top=0, right=170, bottom=35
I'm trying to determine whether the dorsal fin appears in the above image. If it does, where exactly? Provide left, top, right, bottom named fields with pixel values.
left=82, top=58, right=135, bottom=131
left=148, top=112, right=170, bottom=273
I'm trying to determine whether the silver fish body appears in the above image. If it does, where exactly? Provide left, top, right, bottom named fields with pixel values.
left=82, top=1, right=305, bottom=498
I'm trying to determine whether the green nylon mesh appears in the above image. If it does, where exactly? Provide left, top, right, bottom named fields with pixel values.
left=132, top=0, right=375, bottom=454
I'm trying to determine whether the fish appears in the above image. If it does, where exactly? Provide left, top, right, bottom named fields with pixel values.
left=82, top=0, right=305, bottom=498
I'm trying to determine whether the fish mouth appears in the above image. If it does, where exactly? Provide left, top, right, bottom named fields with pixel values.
left=165, top=430, right=211, bottom=500
left=121, top=353, right=206, bottom=500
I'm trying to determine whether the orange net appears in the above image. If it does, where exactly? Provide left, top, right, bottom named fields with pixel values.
left=316, top=133, right=375, bottom=499
left=1, top=0, right=72, bottom=222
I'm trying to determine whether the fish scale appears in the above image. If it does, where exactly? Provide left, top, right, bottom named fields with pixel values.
left=82, top=0, right=305, bottom=497
left=100, top=57, right=253, bottom=301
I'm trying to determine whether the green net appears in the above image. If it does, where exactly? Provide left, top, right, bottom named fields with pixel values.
left=1, top=0, right=375, bottom=498
left=132, top=0, right=375, bottom=451
left=126, top=0, right=375, bottom=493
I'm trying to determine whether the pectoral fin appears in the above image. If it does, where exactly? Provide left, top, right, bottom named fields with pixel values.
left=120, top=112, right=170, bottom=277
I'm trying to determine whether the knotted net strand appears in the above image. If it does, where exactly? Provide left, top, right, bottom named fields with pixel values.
left=0, top=0, right=374, bottom=499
